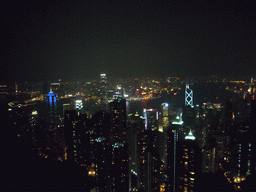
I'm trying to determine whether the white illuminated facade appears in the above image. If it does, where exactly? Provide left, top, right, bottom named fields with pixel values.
left=185, top=130, right=196, bottom=140
left=100, top=74, right=108, bottom=105
left=185, top=84, right=193, bottom=106
left=75, top=100, right=83, bottom=110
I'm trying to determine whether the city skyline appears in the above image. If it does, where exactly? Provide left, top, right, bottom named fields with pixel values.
left=1, top=1, right=256, bottom=191
left=1, top=73, right=255, bottom=191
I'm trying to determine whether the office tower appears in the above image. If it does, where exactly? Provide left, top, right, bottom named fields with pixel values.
left=228, top=122, right=255, bottom=185
left=176, top=136, right=201, bottom=192
left=75, top=99, right=83, bottom=111
left=166, top=128, right=201, bottom=192
left=144, top=108, right=158, bottom=131
left=100, top=73, right=108, bottom=105
left=138, top=130, right=162, bottom=192
left=109, top=98, right=127, bottom=144
left=91, top=110, right=110, bottom=138
left=166, top=128, right=179, bottom=192
left=185, top=83, right=193, bottom=107
left=158, top=103, right=169, bottom=169
left=63, top=103, right=71, bottom=117
left=111, top=142, right=129, bottom=192
left=127, top=123, right=141, bottom=189
left=93, top=137, right=112, bottom=192
left=159, top=103, right=169, bottom=132
left=50, top=82, right=61, bottom=97
left=64, top=110, right=88, bottom=164
left=42, top=81, right=50, bottom=97
left=47, top=90, right=57, bottom=124
left=182, top=105, right=195, bottom=137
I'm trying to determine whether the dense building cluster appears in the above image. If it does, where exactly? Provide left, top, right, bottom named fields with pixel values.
left=1, top=74, right=256, bottom=191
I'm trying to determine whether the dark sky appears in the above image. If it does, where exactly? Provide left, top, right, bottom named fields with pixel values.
left=1, top=0, right=256, bottom=83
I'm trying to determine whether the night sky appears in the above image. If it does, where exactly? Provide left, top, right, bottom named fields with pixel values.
left=1, top=0, right=255, bottom=83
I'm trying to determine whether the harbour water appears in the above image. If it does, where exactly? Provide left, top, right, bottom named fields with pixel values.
left=24, top=82, right=241, bottom=124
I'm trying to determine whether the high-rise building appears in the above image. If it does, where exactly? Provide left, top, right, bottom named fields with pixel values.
left=47, top=90, right=57, bottom=124
left=144, top=108, right=158, bottom=131
left=111, top=142, right=129, bottom=192
left=158, top=103, right=169, bottom=169
left=64, top=110, right=88, bottom=164
left=93, top=137, right=112, bottom=192
left=185, top=83, right=193, bottom=107
left=0, top=84, right=7, bottom=100
left=127, top=123, right=141, bottom=189
left=182, top=105, right=195, bottom=136
left=50, top=82, right=61, bottom=97
left=109, top=98, right=127, bottom=145
left=228, top=122, right=256, bottom=185
left=166, top=128, right=179, bottom=192
left=166, top=128, right=201, bottom=192
left=138, top=130, right=162, bottom=192
left=63, top=103, right=71, bottom=117
left=42, top=81, right=50, bottom=97
left=100, top=74, right=108, bottom=105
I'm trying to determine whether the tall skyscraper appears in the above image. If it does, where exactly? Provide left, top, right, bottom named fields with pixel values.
left=158, top=103, right=169, bottom=169
left=144, top=108, right=158, bottom=131
left=100, top=73, right=108, bottom=105
left=166, top=128, right=201, bottom=192
left=185, top=84, right=193, bottom=107
left=109, top=98, right=127, bottom=145
left=138, top=130, right=162, bottom=192
left=64, top=110, right=88, bottom=164
left=111, top=142, right=129, bottom=192
left=47, top=89, right=57, bottom=124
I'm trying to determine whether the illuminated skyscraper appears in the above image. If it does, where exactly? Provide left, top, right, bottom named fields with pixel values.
left=100, top=74, right=108, bottom=105
left=109, top=98, right=127, bottom=144
left=75, top=100, right=83, bottom=111
left=159, top=103, right=169, bottom=168
left=50, top=82, right=61, bottom=97
left=145, top=108, right=158, bottom=131
left=111, top=142, right=129, bottom=192
left=64, top=110, right=88, bottom=164
left=47, top=89, right=57, bottom=124
left=185, top=84, right=193, bottom=107
left=138, top=130, right=162, bottom=192
left=166, top=128, right=201, bottom=192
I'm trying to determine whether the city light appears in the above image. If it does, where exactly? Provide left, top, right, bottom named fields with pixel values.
left=172, top=121, right=184, bottom=125
left=31, top=111, right=38, bottom=115
left=75, top=100, right=83, bottom=110
left=185, top=130, right=196, bottom=140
